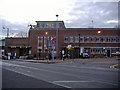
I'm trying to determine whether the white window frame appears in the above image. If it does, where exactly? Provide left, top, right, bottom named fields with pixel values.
left=80, top=37, right=84, bottom=43
left=85, top=37, right=89, bottom=43
left=70, top=36, right=74, bottom=43
left=64, top=36, right=68, bottom=43
left=106, top=37, right=111, bottom=43
left=90, top=37, right=95, bottom=43
left=111, top=36, right=116, bottom=43
left=96, top=48, right=100, bottom=54
left=91, top=48, right=95, bottom=54
left=101, top=37, right=105, bottom=43
left=96, top=37, right=100, bottom=43
left=75, top=36, right=79, bottom=43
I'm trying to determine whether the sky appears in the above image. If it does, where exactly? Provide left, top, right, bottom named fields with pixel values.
left=0, top=0, right=119, bottom=38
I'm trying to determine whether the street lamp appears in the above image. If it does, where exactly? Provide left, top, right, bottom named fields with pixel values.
left=56, top=14, right=59, bottom=59
left=97, top=30, right=102, bottom=57
left=45, top=32, right=48, bottom=35
left=97, top=30, right=101, bottom=34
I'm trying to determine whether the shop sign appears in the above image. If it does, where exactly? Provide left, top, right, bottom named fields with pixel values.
left=11, top=46, right=16, bottom=48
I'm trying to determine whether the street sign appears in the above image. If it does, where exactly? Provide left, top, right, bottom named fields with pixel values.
left=52, top=38, right=56, bottom=44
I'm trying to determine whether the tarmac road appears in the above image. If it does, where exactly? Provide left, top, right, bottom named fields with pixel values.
left=1, top=58, right=119, bottom=89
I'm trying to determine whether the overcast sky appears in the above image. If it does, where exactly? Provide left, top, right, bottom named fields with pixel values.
left=0, top=0, right=119, bottom=38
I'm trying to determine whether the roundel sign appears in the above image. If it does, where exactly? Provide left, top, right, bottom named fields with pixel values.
left=52, top=38, right=56, bottom=44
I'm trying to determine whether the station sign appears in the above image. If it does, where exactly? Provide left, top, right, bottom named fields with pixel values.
left=52, top=38, right=56, bottom=44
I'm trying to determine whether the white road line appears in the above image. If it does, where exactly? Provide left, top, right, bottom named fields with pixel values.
left=53, top=81, right=95, bottom=83
left=52, top=82, right=72, bottom=88
left=53, top=80, right=118, bottom=86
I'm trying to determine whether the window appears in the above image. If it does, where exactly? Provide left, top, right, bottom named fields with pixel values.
left=101, top=48, right=105, bottom=54
left=64, top=36, right=68, bottom=43
left=44, top=24, right=46, bottom=28
left=112, top=48, right=116, bottom=53
left=46, top=24, right=51, bottom=28
left=90, top=37, right=95, bottom=42
left=96, top=48, right=100, bottom=54
left=118, top=37, right=120, bottom=43
left=70, top=36, right=74, bottom=43
left=51, top=24, right=54, bottom=28
left=38, top=36, right=43, bottom=52
left=96, top=37, right=100, bottom=42
left=118, top=48, right=120, bottom=52
left=85, top=37, right=89, bottom=43
left=101, top=37, right=105, bottom=43
left=111, top=37, right=116, bottom=43
left=40, top=24, right=43, bottom=28
left=75, top=36, right=79, bottom=43
left=106, top=37, right=111, bottom=42
left=91, top=48, right=95, bottom=54
left=80, top=37, right=84, bottom=43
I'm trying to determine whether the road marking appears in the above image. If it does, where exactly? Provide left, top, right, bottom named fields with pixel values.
left=53, top=81, right=95, bottom=83
left=52, top=82, right=72, bottom=88
left=110, top=64, right=120, bottom=70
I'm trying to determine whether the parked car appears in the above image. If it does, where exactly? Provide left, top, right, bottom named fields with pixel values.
left=80, top=53, right=90, bottom=58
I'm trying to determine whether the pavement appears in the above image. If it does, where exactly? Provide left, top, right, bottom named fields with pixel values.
left=4, top=57, right=119, bottom=63
left=3, top=57, right=120, bottom=70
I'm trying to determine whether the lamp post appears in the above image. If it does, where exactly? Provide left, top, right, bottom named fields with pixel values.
left=97, top=30, right=102, bottom=57
left=7, top=28, right=9, bottom=37
left=45, top=31, right=49, bottom=60
left=56, top=14, right=59, bottom=59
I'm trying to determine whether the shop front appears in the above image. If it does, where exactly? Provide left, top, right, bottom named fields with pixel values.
left=5, top=45, right=31, bottom=59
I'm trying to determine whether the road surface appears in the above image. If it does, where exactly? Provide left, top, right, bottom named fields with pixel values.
left=0, top=58, right=119, bottom=89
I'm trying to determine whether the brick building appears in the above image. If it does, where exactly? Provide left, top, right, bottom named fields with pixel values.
left=4, top=21, right=120, bottom=59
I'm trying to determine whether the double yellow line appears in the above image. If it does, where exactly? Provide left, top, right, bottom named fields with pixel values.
left=110, top=64, right=120, bottom=70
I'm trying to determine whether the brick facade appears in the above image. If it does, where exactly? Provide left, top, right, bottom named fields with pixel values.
left=5, top=21, right=120, bottom=59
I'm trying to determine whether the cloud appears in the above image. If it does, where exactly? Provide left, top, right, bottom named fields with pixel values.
left=0, top=19, right=28, bottom=38
left=65, top=2, right=118, bottom=28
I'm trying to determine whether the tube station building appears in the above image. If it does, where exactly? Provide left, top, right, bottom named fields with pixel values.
left=4, top=21, right=120, bottom=59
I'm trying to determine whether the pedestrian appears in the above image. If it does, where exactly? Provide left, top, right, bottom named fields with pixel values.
left=49, top=53, right=52, bottom=60
left=63, top=54, right=65, bottom=61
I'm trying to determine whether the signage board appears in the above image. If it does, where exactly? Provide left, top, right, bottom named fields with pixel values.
left=52, top=38, right=56, bottom=44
